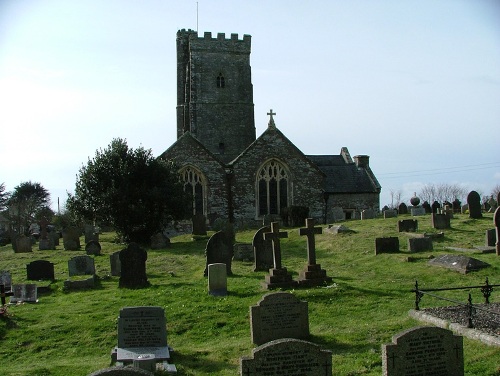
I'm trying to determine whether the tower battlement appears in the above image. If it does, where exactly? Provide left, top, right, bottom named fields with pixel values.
left=177, top=29, right=251, bottom=52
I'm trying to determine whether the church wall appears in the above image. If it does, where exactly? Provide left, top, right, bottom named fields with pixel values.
left=326, top=192, right=380, bottom=222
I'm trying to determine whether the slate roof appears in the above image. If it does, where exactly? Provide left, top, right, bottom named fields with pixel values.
left=307, top=155, right=381, bottom=194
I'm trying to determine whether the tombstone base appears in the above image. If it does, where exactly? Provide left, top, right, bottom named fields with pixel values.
left=263, top=268, right=298, bottom=290
left=297, top=264, right=333, bottom=287
left=64, top=275, right=97, bottom=290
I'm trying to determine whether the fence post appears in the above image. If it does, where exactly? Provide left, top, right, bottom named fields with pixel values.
left=414, top=280, right=424, bottom=310
left=481, top=277, right=493, bottom=304
left=467, top=293, right=474, bottom=328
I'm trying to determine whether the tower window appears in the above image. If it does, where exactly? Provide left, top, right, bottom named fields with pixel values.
left=219, top=142, right=225, bottom=154
left=216, top=73, right=225, bottom=88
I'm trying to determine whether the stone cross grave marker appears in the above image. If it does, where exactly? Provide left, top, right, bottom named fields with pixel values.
left=203, top=230, right=233, bottom=276
left=467, top=190, right=482, bottom=219
left=10, top=284, right=38, bottom=304
left=119, top=243, right=149, bottom=288
left=1, top=284, right=14, bottom=306
left=208, top=263, right=227, bottom=296
left=27, top=260, right=55, bottom=281
left=252, top=226, right=273, bottom=271
left=297, top=218, right=332, bottom=287
left=240, top=338, right=332, bottom=376
left=495, top=206, right=500, bottom=256
left=382, top=326, right=463, bottom=376
left=264, top=222, right=287, bottom=270
left=116, top=306, right=170, bottom=363
left=250, top=292, right=309, bottom=345
left=263, top=222, right=297, bottom=289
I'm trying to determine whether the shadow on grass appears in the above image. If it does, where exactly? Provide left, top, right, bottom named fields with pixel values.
left=171, top=350, right=237, bottom=375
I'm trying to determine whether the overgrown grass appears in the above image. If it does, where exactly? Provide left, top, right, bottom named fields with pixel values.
left=1, top=214, right=499, bottom=375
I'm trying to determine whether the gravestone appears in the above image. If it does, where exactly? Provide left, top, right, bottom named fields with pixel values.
left=330, top=207, right=345, bottom=221
left=110, top=251, right=122, bottom=276
left=467, top=190, right=482, bottom=219
left=485, top=229, right=496, bottom=247
left=10, top=284, right=38, bottom=304
left=208, top=263, right=227, bottom=296
left=88, top=366, right=154, bottom=376
left=65, top=255, right=96, bottom=289
left=431, top=213, right=450, bottom=229
left=253, top=226, right=273, bottom=271
left=85, top=240, right=102, bottom=256
left=397, top=219, right=418, bottom=232
left=263, top=222, right=297, bottom=289
left=375, top=237, right=399, bottom=255
left=84, top=224, right=99, bottom=244
left=297, top=218, right=332, bottom=287
left=324, top=224, right=353, bottom=234
left=361, top=208, right=375, bottom=220
left=408, top=237, right=433, bottom=252
left=441, top=205, right=454, bottom=219
left=150, top=233, right=170, bottom=250
left=1, top=284, right=14, bottom=306
left=204, top=231, right=234, bottom=276
left=233, top=243, right=254, bottom=261
left=38, top=217, right=55, bottom=250
left=494, top=206, right=500, bottom=256
left=27, top=260, right=55, bottom=281
left=410, top=207, right=425, bottom=216
left=250, top=292, right=309, bottom=345
left=422, top=201, right=431, bottom=213
left=431, top=201, right=441, bottom=213
left=461, top=204, right=468, bottom=214
left=428, top=254, right=490, bottom=274
left=192, top=213, right=207, bottom=236
left=63, top=226, right=81, bottom=250
left=452, top=198, right=461, bottom=213
left=0, top=270, right=12, bottom=291
left=383, top=209, right=397, bottom=218
left=115, top=306, right=171, bottom=363
left=119, top=243, right=149, bottom=288
left=49, top=229, right=60, bottom=247
left=240, top=338, right=332, bottom=376
left=14, top=234, right=32, bottom=253
left=382, top=326, right=463, bottom=376
left=398, top=202, right=408, bottom=215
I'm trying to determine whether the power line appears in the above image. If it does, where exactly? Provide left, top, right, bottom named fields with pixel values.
left=377, top=162, right=500, bottom=180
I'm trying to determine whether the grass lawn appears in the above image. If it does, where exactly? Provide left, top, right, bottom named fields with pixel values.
left=1, top=213, right=499, bottom=375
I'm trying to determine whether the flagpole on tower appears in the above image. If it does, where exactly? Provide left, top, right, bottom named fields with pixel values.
left=196, top=2, right=199, bottom=32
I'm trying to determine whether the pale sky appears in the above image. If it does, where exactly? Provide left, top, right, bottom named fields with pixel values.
left=1, top=0, right=499, bottom=211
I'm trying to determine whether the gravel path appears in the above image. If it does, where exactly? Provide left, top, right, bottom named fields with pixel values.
left=422, top=303, right=500, bottom=337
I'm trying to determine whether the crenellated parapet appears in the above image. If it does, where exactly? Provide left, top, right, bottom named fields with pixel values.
left=177, top=29, right=251, bottom=53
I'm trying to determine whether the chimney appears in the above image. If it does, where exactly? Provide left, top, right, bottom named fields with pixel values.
left=354, top=155, right=369, bottom=168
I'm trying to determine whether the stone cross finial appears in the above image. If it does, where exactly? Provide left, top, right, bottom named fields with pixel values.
left=299, top=218, right=322, bottom=265
left=267, top=109, right=276, bottom=128
left=263, top=221, right=288, bottom=269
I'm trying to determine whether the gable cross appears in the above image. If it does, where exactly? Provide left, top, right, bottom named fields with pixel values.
left=267, top=109, right=276, bottom=127
left=263, top=221, right=288, bottom=269
left=299, top=218, right=322, bottom=265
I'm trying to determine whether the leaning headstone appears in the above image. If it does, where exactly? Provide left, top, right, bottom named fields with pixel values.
left=375, top=237, right=399, bottom=255
left=204, top=231, right=233, bottom=276
left=467, top=190, right=482, bottom=219
left=119, top=243, right=149, bottom=288
left=408, top=237, right=433, bottom=252
left=207, top=263, right=227, bottom=296
left=397, top=219, right=418, bottom=232
left=85, top=240, right=102, bottom=256
left=233, top=243, right=254, bottom=261
left=485, top=229, right=496, bottom=247
left=191, top=213, right=207, bottom=236
left=361, top=208, right=375, bottom=220
left=494, top=206, right=500, bottom=256
left=0, top=270, right=12, bottom=291
left=114, top=306, right=171, bottom=364
left=110, top=251, right=122, bottom=277
left=431, top=213, right=450, bottom=229
left=398, top=202, right=408, bottom=215
left=14, top=234, right=32, bottom=253
left=240, top=338, right=332, bottom=376
left=9, top=284, right=38, bottom=304
left=27, top=260, right=55, bottom=281
left=263, top=222, right=297, bottom=289
left=253, top=226, right=273, bottom=271
left=382, top=326, right=463, bottom=376
left=63, top=226, right=81, bottom=250
left=429, top=254, right=490, bottom=274
left=383, top=209, right=397, bottom=218
left=250, top=292, right=309, bottom=345
left=150, top=233, right=170, bottom=250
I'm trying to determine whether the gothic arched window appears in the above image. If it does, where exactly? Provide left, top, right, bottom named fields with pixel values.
left=256, top=160, right=289, bottom=216
left=180, top=166, right=207, bottom=215
left=216, top=73, right=225, bottom=88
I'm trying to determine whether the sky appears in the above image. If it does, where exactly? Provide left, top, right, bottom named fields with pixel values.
left=0, top=0, right=499, bottom=212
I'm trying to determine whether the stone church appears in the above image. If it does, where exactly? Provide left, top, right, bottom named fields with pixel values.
left=160, top=29, right=381, bottom=227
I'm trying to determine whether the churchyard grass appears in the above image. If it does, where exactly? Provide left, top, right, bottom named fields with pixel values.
left=1, top=214, right=499, bottom=375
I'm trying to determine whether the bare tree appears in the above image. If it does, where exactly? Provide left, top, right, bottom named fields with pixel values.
left=419, top=183, right=467, bottom=204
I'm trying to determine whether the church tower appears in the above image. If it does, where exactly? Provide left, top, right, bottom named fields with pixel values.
left=176, top=29, right=256, bottom=163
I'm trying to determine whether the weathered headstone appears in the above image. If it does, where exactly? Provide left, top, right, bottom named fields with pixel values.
left=68, top=255, right=96, bottom=276
left=422, top=201, right=431, bottom=213
left=250, top=292, right=309, bottom=345
left=14, top=234, right=32, bottom=253
left=0, top=270, right=12, bottom=291
left=375, top=237, right=399, bottom=255
left=63, top=226, right=81, bottom=250
left=27, top=260, right=55, bottom=281
left=397, top=219, right=418, bottom=232
left=240, top=338, right=332, bottom=376
left=115, top=306, right=171, bottom=363
left=263, top=222, right=297, bottom=289
left=119, top=243, right=149, bottom=288
left=408, top=237, right=433, bottom=252
left=383, top=209, right=397, bottom=218
left=410, top=207, right=425, bottom=216
left=85, top=240, right=102, bottom=256
left=252, top=226, right=273, bottom=271
left=431, top=213, right=450, bottom=229
left=398, top=202, right=408, bottom=215
left=452, top=198, right=461, bottom=213
left=204, top=231, right=233, bottom=276
left=297, top=218, right=332, bottom=287
left=233, top=243, right=254, bottom=261
left=485, top=229, right=496, bottom=247
left=494, top=206, right=500, bottom=256
left=467, top=190, right=482, bottom=219
left=431, top=201, right=441, bottom=213
left=382, top=326, right=463, bottom=376
left=38, top=217, right=55, bottom=250
left=9, top=284, right=38, bottom=304
left=150, top=233, right=170, bottom=249
left=429, top=254, right=490, bottom=274
left=84, top=224, right=99, bottom=244
left=49, top=229, right=60, bottom=247
left=110, top=251, right=122, bottom=277
left=192, top=213, right=207, bottom=236
left=361, top=208, right=375, bottom=220
left=208, top=263, right=227, bottom=296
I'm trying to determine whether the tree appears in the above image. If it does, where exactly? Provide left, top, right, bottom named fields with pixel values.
left=7, top=181, right=51, bottom=234
left=419, top=183, right=467, bottom=204
left=0, top=183, right=10, bottom=212
left=67, top=138, right=189, bottom=244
